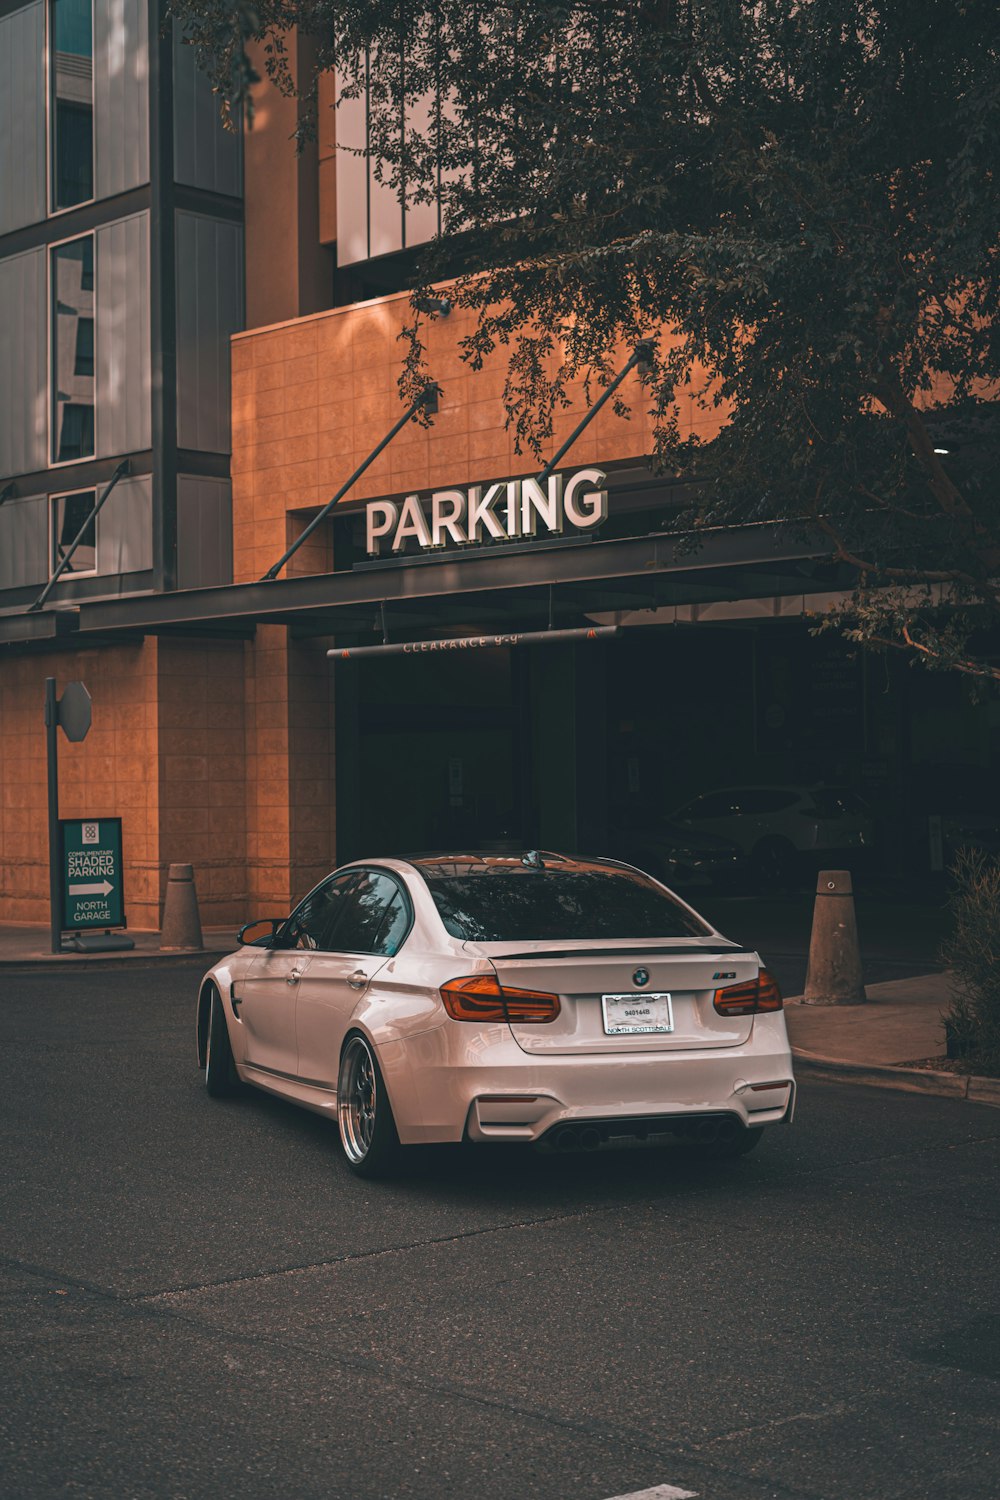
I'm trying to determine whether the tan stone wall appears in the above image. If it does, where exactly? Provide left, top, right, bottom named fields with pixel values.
left=0, top=637, right=259, bottom=930
left=156, top=638, right=250, bottom=923
left=0, top=642, right=161, bottom=928
left=231, top=291, right=726, bottom=585
left=244, top=626, right=336, bottom=918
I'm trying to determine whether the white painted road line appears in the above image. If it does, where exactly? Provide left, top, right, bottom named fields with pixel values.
left=601, top=1487, right=699, bottom=1500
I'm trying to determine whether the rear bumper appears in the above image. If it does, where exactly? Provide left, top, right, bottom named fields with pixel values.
left=378, top=1014, right=794, bottom=1145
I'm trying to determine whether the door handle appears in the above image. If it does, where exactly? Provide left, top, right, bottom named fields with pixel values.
left=286, top=967, right=304, bottom=985
left=348, top=970, right=368, bottom=990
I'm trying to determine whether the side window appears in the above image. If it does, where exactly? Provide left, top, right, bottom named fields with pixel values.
left=328, top=872, right=410, bottom=955
left=683, top=792, right=734, bottom=820
left=373, top=890, right=411, bottom=957
left=740, top=789, right=798, bottom=815
left=287, top=874, right=353, bottom=951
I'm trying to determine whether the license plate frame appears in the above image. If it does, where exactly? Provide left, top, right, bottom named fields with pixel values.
left=601, top=992, right=674, bottom=1036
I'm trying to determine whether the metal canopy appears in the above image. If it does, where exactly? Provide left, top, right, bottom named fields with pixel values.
left=72, top=522, right=832, bottom=637
left=0, top=520, right=836, bottom=650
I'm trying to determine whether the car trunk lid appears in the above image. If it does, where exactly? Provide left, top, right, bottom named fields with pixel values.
left=464, top=939, right=759, bottom=1055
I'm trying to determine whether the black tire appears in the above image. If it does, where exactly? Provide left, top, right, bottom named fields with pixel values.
left=701, top=1125, right=764, bottom=1160
left=750, top=836, right=797, bottom=890
left=204, top=989, right=241, bottom=1098
left=337, top=1033, right=401, bottom=1179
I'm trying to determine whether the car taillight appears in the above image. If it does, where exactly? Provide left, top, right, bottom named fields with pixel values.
left=440, top=974, right=560, bottom=1024
left=713, top=969, right=783, bottom=1016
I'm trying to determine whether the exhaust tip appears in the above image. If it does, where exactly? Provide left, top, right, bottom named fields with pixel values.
left=554, top=1126, right=578, bottom=1152
left=578, top=1127, right=601, bottom=1151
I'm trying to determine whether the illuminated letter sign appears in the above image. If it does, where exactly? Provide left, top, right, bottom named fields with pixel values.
left=365, top=469, right=607, bottom=555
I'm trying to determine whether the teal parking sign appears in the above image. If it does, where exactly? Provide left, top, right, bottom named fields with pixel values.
left=60, top=819, right=125, bottom=931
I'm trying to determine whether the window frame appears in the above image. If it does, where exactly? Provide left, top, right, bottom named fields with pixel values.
left=325, top=867, right=415, bottom=957
left=49, top=486, right=98, bottom=580
left=283, top=872, right=357, bottom=953
left=48, top=228, right=97, bottom=469
left=46, top=0, right=96, bottom=220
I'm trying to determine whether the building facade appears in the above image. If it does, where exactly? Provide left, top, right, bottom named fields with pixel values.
left=1, top=14, right=997, bottom=934
left=0, top=0, right=243, bottom=924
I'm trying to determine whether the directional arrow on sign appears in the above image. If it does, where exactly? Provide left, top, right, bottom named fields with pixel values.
left=69, top=880, right=114, bottom=897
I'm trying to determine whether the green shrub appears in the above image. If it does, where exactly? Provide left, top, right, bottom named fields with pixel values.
left=942, top=848, right=1000, bottom=1073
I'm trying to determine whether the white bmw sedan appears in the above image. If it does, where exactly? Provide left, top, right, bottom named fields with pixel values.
left=197, top=852, right=795, bottom=1177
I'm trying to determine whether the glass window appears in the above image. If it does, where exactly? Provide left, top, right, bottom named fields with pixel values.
left=730, top=789, right=797, bottom=815
left=286, top=874, right=354, bottom=951
left=52, top=236, right=95, bottom=463
left=74, top=317, right=94, bottom=376
left=421, top=867, right=710, bottom=942
left=328, top=872, right=409, bottom=954
left=680, top=793, right=736, bottom=820
left=50, top=489, right=96, bottom=576
left=807, top=789, right=870, bottom=819
left=372, top=889, right=411, bottom=956
left=50, top=0, right=94, bottom=210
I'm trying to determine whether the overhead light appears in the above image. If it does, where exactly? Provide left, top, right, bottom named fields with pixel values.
left=933, top=446, right=950, bottom=455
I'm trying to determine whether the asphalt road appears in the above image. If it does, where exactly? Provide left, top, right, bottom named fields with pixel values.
left=2, top=961, right=999, bottom=1500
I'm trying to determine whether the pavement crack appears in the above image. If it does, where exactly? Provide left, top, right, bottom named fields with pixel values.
left=694, top=1402, right=849, bottom=1446
left=120, top=1295, right=822, bottom=1500
left=128, top=1207, right=609, bottom=1303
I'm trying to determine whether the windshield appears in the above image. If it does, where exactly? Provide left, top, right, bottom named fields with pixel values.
left=421, top=867, right=711, bottom=942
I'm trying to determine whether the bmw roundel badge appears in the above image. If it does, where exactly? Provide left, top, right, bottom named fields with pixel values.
left=633, top=968, right=650, bottom=987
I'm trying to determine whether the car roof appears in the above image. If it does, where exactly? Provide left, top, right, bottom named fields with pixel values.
left=403, top=851, right=635, bottom=876
left=682, top=785, right=808, bottom=796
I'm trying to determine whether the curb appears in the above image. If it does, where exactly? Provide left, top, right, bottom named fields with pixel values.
left=792, top=1046, right=1000, bottom=1109
left=0, top=948, right=231, bottom=973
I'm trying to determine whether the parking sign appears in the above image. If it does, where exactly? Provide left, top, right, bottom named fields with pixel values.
left=60, top=818, right=126, bottom=931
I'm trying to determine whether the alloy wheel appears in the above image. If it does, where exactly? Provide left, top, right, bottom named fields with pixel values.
left=338, top=1037, right=379, bottom=1163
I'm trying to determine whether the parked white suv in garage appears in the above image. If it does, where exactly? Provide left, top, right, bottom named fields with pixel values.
left=668, top=785, right=874, bottom=886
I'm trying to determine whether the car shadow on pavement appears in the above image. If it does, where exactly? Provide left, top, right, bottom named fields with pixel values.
left=215, top=1077, right=774, bottom=1205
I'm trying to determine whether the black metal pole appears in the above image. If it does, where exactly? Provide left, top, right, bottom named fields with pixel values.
left=29, top=459, right=131, bottom=612
left=44, top=678, right=62, bottom=954
left=328, top=624, right=619, bottom=662
left=260, top=384, right=440, bottom=581
left=536, top=342, right=654, bottom=485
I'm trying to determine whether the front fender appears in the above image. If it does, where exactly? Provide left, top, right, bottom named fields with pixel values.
left=195, top=959, right=244, bottom=1067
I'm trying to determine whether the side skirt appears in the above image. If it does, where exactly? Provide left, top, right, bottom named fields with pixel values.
left=238, top=1063, right=339, bottom=1119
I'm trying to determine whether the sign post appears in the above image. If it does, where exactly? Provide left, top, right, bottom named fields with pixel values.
left=44, top=679, right=61, bottom=955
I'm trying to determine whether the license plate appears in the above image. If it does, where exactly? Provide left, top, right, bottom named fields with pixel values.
left=601, top=992, right=674, bottom=1035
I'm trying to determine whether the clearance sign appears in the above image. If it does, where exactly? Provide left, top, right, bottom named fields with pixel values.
left=365, top=467, right=608, bottom=556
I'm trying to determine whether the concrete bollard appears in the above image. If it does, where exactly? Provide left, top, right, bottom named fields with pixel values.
left=160, top=863, right=204, bottom=951
left=803, top=869, right=867, bottom=1005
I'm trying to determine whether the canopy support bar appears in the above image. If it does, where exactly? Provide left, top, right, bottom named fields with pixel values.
left=535, top=341, right=654, bottom=484
left=28, top=459, right=131, bottom=613
left=260, top=382, right=440, bottom=582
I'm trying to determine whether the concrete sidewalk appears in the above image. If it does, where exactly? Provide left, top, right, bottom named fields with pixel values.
left=785, top=970, right=1000, bottom=1107
left=0, top=923, right=235, bottom=967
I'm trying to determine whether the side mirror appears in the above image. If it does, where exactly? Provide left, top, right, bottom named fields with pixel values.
left=236, top=917, right=288, bottom=948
